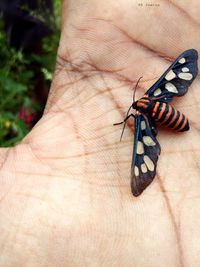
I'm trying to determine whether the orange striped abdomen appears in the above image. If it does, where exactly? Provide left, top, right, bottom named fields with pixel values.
left=152, top=102, right=189, bottom=132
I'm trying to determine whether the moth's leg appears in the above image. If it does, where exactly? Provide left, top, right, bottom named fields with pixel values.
left=114, top=114, right=135, bottom=141
left=113, top=114, right=135, bottom=126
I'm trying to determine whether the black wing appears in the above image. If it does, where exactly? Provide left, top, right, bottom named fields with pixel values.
left=146, top=49, right=198, bottom=101
left=131, top=114, right=161, bottom=196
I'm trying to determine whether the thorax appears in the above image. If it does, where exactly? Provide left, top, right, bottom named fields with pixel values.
left=133, top=97, right=154, bottom=113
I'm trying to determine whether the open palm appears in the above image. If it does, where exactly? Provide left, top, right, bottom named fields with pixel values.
left=1, top=1, right=200, bottom=266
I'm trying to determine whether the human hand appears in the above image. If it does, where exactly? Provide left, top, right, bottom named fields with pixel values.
left=1, top=1, right=200, bottom=266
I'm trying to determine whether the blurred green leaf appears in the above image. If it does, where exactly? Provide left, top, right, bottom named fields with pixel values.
left=0, top=76, right=27, bottom=93
left=41, top=67, right=52, bottom=80
left=0, top=0, right=61, bottom=147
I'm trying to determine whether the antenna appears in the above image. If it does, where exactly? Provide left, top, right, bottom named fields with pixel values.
left=114, top=76, right=143, bottom=141
left=133, top=76, right=143, bottom=102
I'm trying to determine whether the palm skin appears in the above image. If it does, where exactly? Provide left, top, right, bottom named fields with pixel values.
left=0, top=1, right=200, bottom=266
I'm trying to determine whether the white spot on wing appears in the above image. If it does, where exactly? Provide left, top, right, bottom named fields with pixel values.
left=144, top=155, right=154, bottom=171
left=153, top=88, right=162, bottom=96
left=178, top=58, right=186, bottom=64
left=165, top=82, right=178, bottom=93
left=141, top=121, right=146, bottom=130
left=178, top=72, right=193, bottom=80
left=165, top=70, right=176, bottom=81
left=137, top=141, right=144, bottom=155
left=143, top=136, right=156, bottom=146
left=134, top=166, right=139, bottom=176
left=182, top=67, right=189, bottom=72
left=141, top=163, right=147, bottom=173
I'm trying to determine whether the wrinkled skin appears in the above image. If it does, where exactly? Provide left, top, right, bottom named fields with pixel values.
left=1, top=1, right=200, bottom=266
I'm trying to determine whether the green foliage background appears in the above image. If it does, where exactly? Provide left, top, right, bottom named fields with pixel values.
left=0, top=0, right=61, bottom=147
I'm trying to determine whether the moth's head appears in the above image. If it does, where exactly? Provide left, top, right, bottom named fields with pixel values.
left=131, top=101, right=137, bottom=110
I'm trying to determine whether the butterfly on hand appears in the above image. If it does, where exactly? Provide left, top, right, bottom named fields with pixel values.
left=114, top=49, right=198, bottom=196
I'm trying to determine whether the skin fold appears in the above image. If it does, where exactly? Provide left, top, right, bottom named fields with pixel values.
left=0, top=0, right=200, bottom=266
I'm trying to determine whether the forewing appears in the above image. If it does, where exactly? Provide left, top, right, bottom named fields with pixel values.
left=146, top=49, right=198, bottom=101
left=131, top=114, right=161, bottom=196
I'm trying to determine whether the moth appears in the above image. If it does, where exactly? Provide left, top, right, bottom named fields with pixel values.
left=114, top=49, right=198, bottom=196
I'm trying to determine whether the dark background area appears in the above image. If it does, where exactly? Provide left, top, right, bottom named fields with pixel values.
left=0, top=0, right=60, bottom=146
